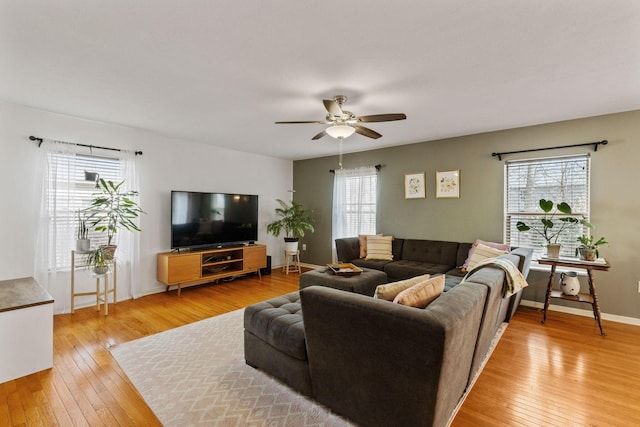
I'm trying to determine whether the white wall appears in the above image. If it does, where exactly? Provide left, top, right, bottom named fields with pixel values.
left=0, top=102, right=292, bottom=312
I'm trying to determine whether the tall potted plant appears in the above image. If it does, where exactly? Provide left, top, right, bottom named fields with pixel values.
left=266, top=199, right=314, bottom=252
left=516, top=199, right=591, bottom=258
left=86, top=179, right=145, bottom=254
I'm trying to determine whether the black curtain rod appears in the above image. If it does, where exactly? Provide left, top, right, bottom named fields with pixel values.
left=29, top=135, right=143, bottom=156
left=330, top=164, right=381, bottom=173
left=492, top=140, right=607, bottom=161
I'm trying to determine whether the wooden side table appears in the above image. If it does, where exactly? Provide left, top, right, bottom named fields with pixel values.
left=71, top=250, right=117, bottom=315
left=537, top=257, right=610, bottom=336
left=283, top=250, right=301, bottom=274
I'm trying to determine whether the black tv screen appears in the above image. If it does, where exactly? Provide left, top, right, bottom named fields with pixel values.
left=171, top=191, right=258, bottom=249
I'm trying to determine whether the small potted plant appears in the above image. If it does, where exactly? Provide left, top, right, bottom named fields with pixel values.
left=85, top=246, right=113, bottom=275
left=76, top=212, right=90, bottom=253
left=516, top=199, right=591, bottom=258
left=266, top=199, right=314, bottom=252
left=576, top=234, right=607, bottom=261
left=85, top=179, right=145, bottom=255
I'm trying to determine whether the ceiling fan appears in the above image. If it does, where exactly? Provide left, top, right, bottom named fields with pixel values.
left=275, top=95, right=407, bottom=140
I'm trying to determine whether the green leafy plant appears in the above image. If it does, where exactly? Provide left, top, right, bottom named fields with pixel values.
left=85, top=246, right=113, bottom=274
left=516, top=199, right=592, bottom=246
left=266, top=199, right=314, bottom=240
left=576, top=234, right=608, bottom=259
left=86, top=179, right=146, bottom=246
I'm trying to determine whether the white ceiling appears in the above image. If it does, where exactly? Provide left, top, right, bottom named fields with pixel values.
left=1, top=1, right=639, bottom=160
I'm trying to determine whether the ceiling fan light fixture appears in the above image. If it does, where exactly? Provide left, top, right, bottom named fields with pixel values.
left=326, top=124, right=356, bottom=139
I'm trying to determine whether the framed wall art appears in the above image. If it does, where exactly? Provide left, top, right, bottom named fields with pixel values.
left=404, top=173, right=426, bottom=199
left=436, top=170, right=460, bottom=198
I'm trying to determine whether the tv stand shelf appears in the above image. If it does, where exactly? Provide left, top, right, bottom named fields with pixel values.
left=157, top=245, right=266, bottom=296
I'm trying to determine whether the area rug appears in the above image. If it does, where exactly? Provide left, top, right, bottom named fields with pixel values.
left=110, top=308, right=507, bottom=427
left=110, top=309, right=352, bottom=426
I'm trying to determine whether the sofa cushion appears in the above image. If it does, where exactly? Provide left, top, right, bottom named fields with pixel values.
left=393, top=275, right=445, bottom=308
left=383, top=260, right=451, bottom=281
left=462, top=240, right=510, bottom=270
left=243, top=292, right=306, bottom=361
left=401, top=239, right=459, bottom=265
left=366, top=235, right=394, bottom=260
left=466, top=243, right=509, bottom=270
left=374, top=273, right=431, bottom=301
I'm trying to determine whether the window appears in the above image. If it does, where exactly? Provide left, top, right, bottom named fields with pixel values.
left=505, top=154, right=590, bottom=259
left=332, top=166, right=378, bottom=242
left=46, top=152, right=124, bottom=269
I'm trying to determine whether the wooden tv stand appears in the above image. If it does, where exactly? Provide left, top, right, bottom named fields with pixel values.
left=157, top=244, right=267, bottom=296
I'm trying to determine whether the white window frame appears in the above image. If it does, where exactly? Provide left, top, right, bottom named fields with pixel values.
left=46, top=152, right=125, bottom=270
left=505, top=154, right=590, bottom=261
left=332, top=166, right=378, bottom=256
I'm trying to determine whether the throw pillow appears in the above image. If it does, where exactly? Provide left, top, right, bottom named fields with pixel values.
left=393, top=275, right=445, bottom=308
left=365, top=235, right=394, bottom=260
left=359, top=234, right=382, bottom=259
left=465, top=243, right=509, bottom=271
left=374, top=274, right=431, bottom=301
left=462, top=239, right=510, bottom=271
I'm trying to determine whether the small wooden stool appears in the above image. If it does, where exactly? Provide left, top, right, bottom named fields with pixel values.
left=284, top=250, right=301, bottom=274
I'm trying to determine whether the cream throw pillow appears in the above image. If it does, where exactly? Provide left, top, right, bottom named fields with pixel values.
left=462, top=239, right=510, bottom=271
left=374, top=274, right=431, bottom=301
left=466, top=243, right=509, bottom=271
left=359, top=234, right=382, bottom=259
left=366, top=235, right=393, bottom=260
left=393, top=275, right=445, bottom=308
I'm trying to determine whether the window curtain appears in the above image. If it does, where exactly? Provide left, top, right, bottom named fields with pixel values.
left=332, top=166, right=378, bottom=262
left=34, top=141, right=141, bottom=313
left=34, top=141, right=79, bottom=313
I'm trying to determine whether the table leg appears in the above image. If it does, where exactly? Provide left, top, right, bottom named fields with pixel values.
left=587, top=270, right=606, bottom=336
left=104, top=276, right=109, bottom=316
left=542, top=264, right=556, bottom=324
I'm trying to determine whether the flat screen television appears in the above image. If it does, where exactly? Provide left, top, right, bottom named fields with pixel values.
left=171, top=191, right=258, bottom=250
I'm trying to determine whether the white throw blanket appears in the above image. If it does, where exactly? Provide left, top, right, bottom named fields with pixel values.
left=461, top=257, right=528, bottom=298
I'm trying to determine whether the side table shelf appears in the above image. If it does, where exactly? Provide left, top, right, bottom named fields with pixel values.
left=71, top=250, right=117, bottom=315
left=538, top=257, right=610, bottom=336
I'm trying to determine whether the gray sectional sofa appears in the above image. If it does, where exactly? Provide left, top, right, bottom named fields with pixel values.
left=245, top=237, right=533, bottom=427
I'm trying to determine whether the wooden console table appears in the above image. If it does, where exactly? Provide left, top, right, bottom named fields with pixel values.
left=538, top=257, right=610, bottom=336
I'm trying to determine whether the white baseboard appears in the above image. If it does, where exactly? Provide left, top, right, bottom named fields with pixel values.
left=520, top=299, right=640, bottom=326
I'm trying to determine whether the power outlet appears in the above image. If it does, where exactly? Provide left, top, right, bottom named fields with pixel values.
left=302, top=244, right=307, bottom=251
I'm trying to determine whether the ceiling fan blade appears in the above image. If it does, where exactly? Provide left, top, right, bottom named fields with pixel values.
left=354, top=125, right=382, bottom=139
left=311, top=130, right=327, bottom=140
left=357, top=113, right=407, bottom=123
left=275, top=120, right=327, bottom=124
left=323, top=99, right=343, bottom=117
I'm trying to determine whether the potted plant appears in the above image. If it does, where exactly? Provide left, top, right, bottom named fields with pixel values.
left=85, top=246, right=113, bottom=275
left=266, top=199, right=314, bottom=252
left=576, top=234, right=607, bottom=261
left=76, top=212, right=90, bottom=253
left=85, top=179, right=145, bottom=255
left=516, top=199, right=591, bottom=258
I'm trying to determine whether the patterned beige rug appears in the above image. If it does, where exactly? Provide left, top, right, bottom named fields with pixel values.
left=111, top=307, right=507, bottom=426
left=110, top=309, right=352, bottom=426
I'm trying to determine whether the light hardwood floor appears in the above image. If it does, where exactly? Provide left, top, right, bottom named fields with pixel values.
left=1, top=269, right=639, bottom=426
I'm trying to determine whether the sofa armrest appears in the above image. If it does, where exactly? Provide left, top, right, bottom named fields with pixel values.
left=300, top=284, right=487, bottom=427
left=334, top=237, right=360, bottom=262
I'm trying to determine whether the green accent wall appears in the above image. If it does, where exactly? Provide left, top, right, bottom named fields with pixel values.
left=293, top=110, right=640, bottom=320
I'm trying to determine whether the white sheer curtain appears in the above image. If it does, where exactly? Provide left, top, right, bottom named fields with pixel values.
left=34, top=141, right=141, bottom=313
left=34, top=141, right=79, bottom=313
left=332, top=166, right=378, bottom=261
left=117, top=151, right=142, bottom=299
